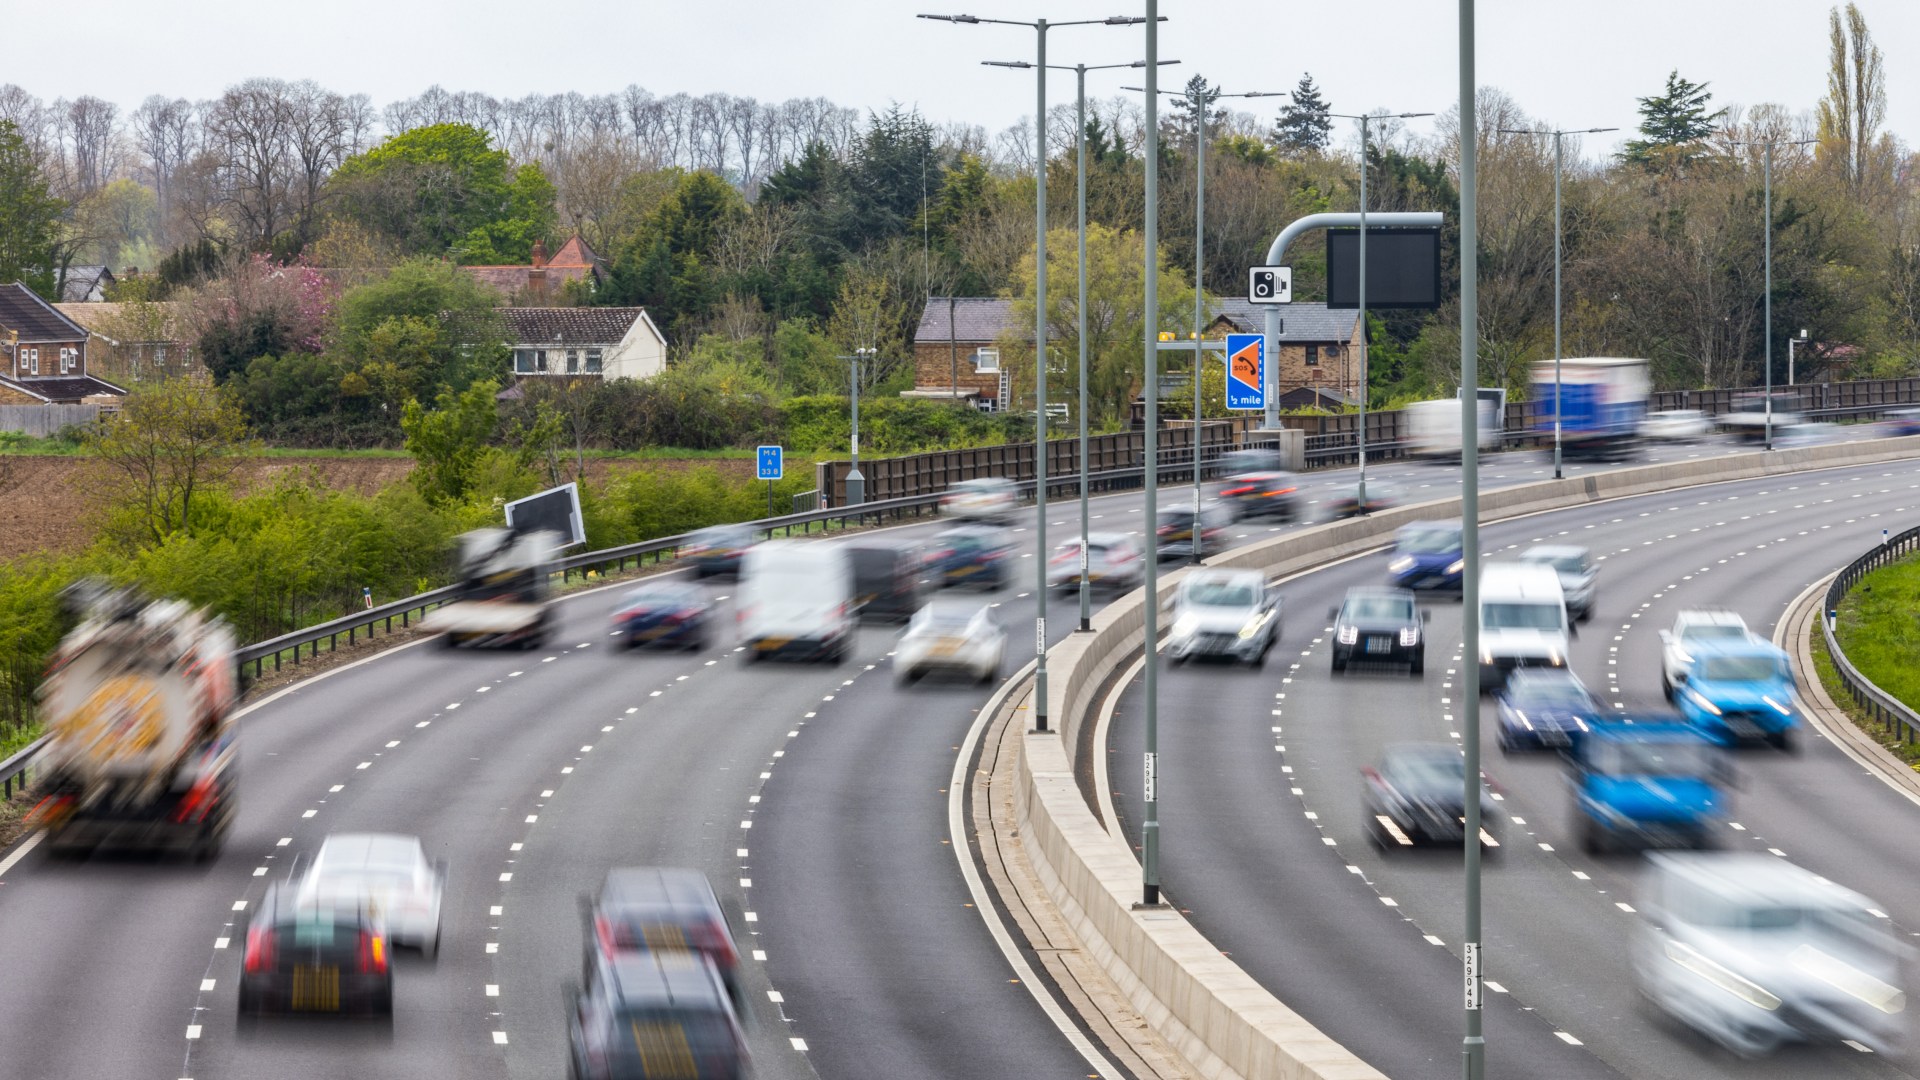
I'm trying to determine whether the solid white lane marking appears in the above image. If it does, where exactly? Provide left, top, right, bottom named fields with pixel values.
left=386, top=740, right=400, bottom=748
left=0, top=831, right=45, bottom=878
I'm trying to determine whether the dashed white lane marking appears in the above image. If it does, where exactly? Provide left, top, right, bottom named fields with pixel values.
left=767, top=990, right=784, bottom=1002
left=1616, top=902, right=1636, bottom=913
left=744, top=911, right=759, bottom=922
left=753, top=949, right=768, bottom=961
left=200, top=979, right=216, bottom=992
left=493, top=1031, right=509, bottom=1045
left=329, top=784, right=344, bottom=792
left=1845, top=1039, right=1877, bottom=1053
left=486, top=984, right=499, bottom=997
left=1555, top=1032, right=1584, bottom=1046
left=486, top=942, right=499, bottom=954
left=1487, top=980, right=1508, bottom=993
left=213, top=937, right=229, bottom=949
left=231, top=901, right=247, bottom=911
left=185, top=1025, right=202, bottom=1039
left=1425, top=935, right=1445, bottom=946
left=791, top=1037, right=809, bottom=1051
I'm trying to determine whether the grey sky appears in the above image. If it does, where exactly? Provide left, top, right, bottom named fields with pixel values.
left=13, top=0, right=1915, bottom=160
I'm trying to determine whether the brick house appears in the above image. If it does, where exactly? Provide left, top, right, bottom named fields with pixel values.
left=1207, top=300, right=1364, bottom=405
left=0, top=282, right=127, bottom=404
left=909, top=297, right=1022, bottom=408
left=465, top=236, right=607, bottom=302
left=54, top=300, right=198, bottom=384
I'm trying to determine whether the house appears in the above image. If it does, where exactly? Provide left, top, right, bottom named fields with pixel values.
left=54, top=301, right=198, bottom=384
left=909, top=297, right=1023, bottom=408
left=464, top=236, right=607, bottom=302
left=57, top=265, right=116, bottom=303
left=0, top=282, right=127, bottom=404
left=498, top=307, right=667, bottom=383
left=1206, top=300, right=1365, bottom=404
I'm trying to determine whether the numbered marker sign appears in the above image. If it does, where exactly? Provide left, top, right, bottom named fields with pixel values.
left=756, top=445, right=784, bottom=481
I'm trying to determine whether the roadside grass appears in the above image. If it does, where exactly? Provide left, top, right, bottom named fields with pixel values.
left=1814, top=583, right=1920, bottom=768
left=1833, top=556, right=1920, bottom=715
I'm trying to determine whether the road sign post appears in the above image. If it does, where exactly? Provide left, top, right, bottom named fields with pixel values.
left=1247, top=266, right=1292, bottom=304
left=1225, top=333, right=1265, bottom=411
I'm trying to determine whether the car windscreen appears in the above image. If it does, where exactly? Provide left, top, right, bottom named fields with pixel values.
left=1186, top=582, right=1257, bottom=608
left=309, top=869, right=414, bottom=894
left=1383, top=754, right=1463, bottom=791
left=1698, top=655, right=1780, bottom=682
left=1345, top=597, right=1412, bottom=621
left=1396, top=528, right=1460, bottom=555
left=1682, top=625, right=1746, bottom=644
left=1534, top=553, right=1587, bottom=574
left=1589, top=739, right=1714, bottom=778
left=1511, top=684, right=1592, bottom=709
left=1483, top=602, right=1563, bottom=630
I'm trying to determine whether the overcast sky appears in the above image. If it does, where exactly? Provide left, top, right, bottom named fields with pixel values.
left=12, top=0, right=1915, bottom=160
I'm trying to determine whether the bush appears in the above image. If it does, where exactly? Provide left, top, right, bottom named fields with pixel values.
left=778, top=395, right=1026, bottom=456
left=584, top=467, right=815, bottom=547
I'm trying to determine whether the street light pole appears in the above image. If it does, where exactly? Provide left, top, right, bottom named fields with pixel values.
left=1723, top=135, right=1812, bottom=451
left=1497, top=124, right=1618, bottom=479
left=1458, top=2, right=1484, bottom=1076
left=839, top=346, right=875, bottom=505
left=1140, top=0, right=1162, bottom=908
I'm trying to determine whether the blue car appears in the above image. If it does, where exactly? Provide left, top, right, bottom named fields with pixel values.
left=611, top=581, right=711, bottom=651
left=1495, top=668, right=1601, bottom=752
left=1672, top=639, right=1799, bottom=749
left=928, top=526, right=1014, bottom=591
left=1571, top=720, right=1728, bottom=854
left=1386, top=521, right=1464, bottom=593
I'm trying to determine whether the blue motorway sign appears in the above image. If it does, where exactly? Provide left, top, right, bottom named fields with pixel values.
left=756, top=445, right=784, bottom=481
left=1225, top=333, right=1265, bottom=411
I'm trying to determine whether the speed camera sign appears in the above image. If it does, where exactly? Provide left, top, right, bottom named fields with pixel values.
left=1248, top=265, right=1292, bottom=304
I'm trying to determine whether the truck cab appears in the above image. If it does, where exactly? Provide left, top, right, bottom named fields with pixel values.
left=1476, top=561, right=1572, bottom=692
left=1671, top=638, right=1799, bottom=749
left=1570, top=720, right=1727, bottom=854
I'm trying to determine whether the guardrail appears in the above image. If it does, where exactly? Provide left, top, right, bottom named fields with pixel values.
left=1820, top=526, right=1920, bottom=745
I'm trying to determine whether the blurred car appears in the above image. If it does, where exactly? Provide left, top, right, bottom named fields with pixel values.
left=1214, top=460, right=1302, bottom=522
left=238, top=882, right=392, bottom=1018
left=1362, top=743, right=1499, bottom=850
left=1330, top=587, right=1428, bottom=675
left=1325, top=480, right=1402, bottom=520
left=1386, top=521, right=1465, bottom=593
left=1638, top=409, right=1711, bottom=441
left=1495, top=668, right=1601, bottom=752
left=1154, top=503, right=1232, bottom=561
left=588, top=868, right=740, bottom=1007
left=1571, top=720, right=1727, bottom=854
left=682, top=525, right=755, bottom=580
left=928, top=525, right=1014, bottom=591
left=896, top=601, right=1006, bottom=684
left=847, top=540, right=925, bottom=624
left=1881, top=407, right=1920, bottom=437
left=1659, top=609, right=1754, bottom=700
left=1634, top=852, right=1910, bottom=1058
left=1515, top=544, right=1598, bottom=622
left=1046, top=532, right=1145, bottom=594
left=570, top=948, right=750, bottom=1080
left=296, top=833, right=444, bottom=956
left=612, top=581, right=712, bottom=651
left=939, top=477, right=1018, bottom=522
left=1776, top=421, right=1837, bottom=448
left=1166, top=569, right=1280, bottom=667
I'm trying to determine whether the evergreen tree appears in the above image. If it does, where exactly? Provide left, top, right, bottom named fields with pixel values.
left=0, top=119, right=63, bottom=299
left=1164, top=75, right=1224, bottom=140
left=1622, top=70, right=1725, bottom=168
left=1272, top=73, right=1333, bottom=155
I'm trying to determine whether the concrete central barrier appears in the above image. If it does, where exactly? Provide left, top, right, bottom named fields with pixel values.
left=1014, top=436, right=1920, bottom=1080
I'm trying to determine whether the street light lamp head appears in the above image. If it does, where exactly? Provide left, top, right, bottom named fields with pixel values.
left=1586, top=127, right=1621, bottom=134
left=1396, top=112, right=1436, bottom=119
left=1103, top=14, right=1166, bottom=22
left=983, top=60, right=1033, bottom=68
left=917, top=13, right=981, bottom=22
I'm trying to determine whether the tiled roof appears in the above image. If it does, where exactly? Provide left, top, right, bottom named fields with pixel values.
left=0, top=282, right=89, bottom=342
left=546, top=236, right=603, bottom=269
left=53, top=301, right=188, bottom=344
left=464, top=264, right=595, bottom=296
left=0, top=374, right=125, bottom=401
left=498, top=307, right=648, bottom=347
left=1208, top=300, right=1360, bottom=343
left=914, top=297, right=1022, bottom=344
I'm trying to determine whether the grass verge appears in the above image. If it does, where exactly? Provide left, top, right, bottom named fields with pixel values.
left=1810, top=623, right=1920, bottom=768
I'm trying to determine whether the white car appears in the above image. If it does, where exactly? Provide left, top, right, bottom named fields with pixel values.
left=896, top=601, right=1006, bottom=684
left=1046, top=532, right=1145, bottom=593
left=1515, top=545, right=1597, bottom=622
left=1657, top=609, right=1754, bottom=700
left=1639, top=409, right=1710, bottom=441
left=939, top=478, right=1017, bottom=522
left=297, top=833, right=445, bottom=956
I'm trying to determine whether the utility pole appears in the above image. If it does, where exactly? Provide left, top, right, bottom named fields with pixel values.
left=1459, top=2, right=1484, bottom=1076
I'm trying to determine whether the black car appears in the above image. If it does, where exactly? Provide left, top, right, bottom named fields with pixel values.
left=1215, top=470, right=1303, bottom=522
left=611, top=581, right=711, bottom=651
left=1325, top=481, right=1403, bottom=520
left=1363, top=743, right=1500, bottom=849
left=237, top=882, right=393, bottom=1018
left=588, top=868, right=740, bottom=1007
left=1330, top=586, right=1428, bottom=675
left=847, top=540, right=925, bottom=624
left=682, top=525, right=755, bottom=580
left=928, top=525, right=1014, bottom=590
left=569, top=949, right=749, bottom=1080
left=1154, top=503, right=1232, bottom=561
left=1495, top=668, right=1602, bottom=752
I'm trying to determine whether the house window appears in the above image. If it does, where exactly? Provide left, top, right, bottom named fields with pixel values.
left=60, top=347, right=75, bottom=373
left=974, top=348, right=1000, bottom=373
left=566, top=349, right=581, bottom=374
left=155, top=345, right=168, bottom=365
left=27, top=347, right=38, bottom=375
left=585, top=349, right=603, bottom=373
left=515, top=348, right=552, bottom=374
left=1305, top=345, right=1320, bottom=367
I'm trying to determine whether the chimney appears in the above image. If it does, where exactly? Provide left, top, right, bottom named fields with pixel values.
left=531, top=241, right=548, bottom=270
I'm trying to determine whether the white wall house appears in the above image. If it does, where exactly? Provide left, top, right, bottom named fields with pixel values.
left=499, top=307, right=667, bottom=382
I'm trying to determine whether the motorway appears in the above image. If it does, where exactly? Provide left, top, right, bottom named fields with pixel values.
left=1109, top=453, right=1920, bottom=1078
left=0, top=427, right=1897, bottom=1080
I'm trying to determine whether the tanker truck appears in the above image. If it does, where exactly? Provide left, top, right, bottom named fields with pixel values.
left=30, top=584, right=239, bottom=859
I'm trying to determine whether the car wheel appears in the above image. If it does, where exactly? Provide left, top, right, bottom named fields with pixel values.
left=1768, top=728, right=1796, bottom=753
left=1660, top=673, right=1673, bottom=701
left=372, top=984, right=394, bottom=1017
left=1580, top=816, right=1611, bottom=856
left=1497, top=731, right=1513, bottom=755
left=1331, top=656, right=1347, bottom=674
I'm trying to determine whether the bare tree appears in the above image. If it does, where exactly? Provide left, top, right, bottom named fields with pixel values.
left=284, top=81, right=352, bottom=246
left=131, top=96, right=198, bottom=230
left=63, top=95, right=121, bottom=196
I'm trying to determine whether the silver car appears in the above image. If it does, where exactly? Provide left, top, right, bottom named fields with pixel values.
left=1046, top=531, right=1145, bottom=593
left=1165, top=569, right=1280, bottom=667
left=896, top=601, right=1006, bottom=684
left=1639, top=409, right=1710, bottom=441
left=1516, top=544, right=1596, bottom=622
left=297, top=833, right=446, bottom=957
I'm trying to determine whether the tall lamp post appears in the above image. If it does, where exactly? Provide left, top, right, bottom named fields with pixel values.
left=1726, top=136, right=1815, bottom=450
left=920, top=10, right=1149, bottom=735
left=1128, top=80, right=1283, bottom=561
left=1329, top=109, right=1431, bottom=510
left=1458, top=2, right=1484, bottom=1075
left=1497, top=124, right=1617, bottom=478
left=987, top=56, right=1178, bottom=628
left=838, top=346, right=877, bottom=505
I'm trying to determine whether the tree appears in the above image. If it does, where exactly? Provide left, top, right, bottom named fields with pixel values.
left=87, top=380, right=251, bottom=545
left=327, top=123, right=555, bottom=262
left=1272, top=73, right=1332, bottom=156
left=1816, top=3, right=1891, bottom=199
left=1621, top=71, right=1725, bottom=169
left=185, top=254, right=334, bottom=383
left=0, top=118, right=63, bottom=297
left=1165, top=75, right=1225, bottom=142
left=605, top=170, right=745, bottom=338
left=401, top=380, right=502, bottom=505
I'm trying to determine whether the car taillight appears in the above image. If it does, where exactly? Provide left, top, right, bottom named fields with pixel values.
left=1221, top=485, right=1255, bottom=496
left=1157, top=525, right=1174, bottom=536
left=595, top=915, right=617, bottom=954
left=244, top=925, right=276, bottom=973
left=171, top=776, right=217, bottom=824
left=704, top=919, right=738, bottom=968
left=1265, top=487, right=1296, bottom=496
left=359, top=930, right=387, bottom=974
left=1050, top=550, right=1075, bottom=564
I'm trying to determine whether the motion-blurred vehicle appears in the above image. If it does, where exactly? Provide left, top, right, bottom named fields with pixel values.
left=1881, top=407, right=1920, bottom=437
left=1495, top=668, right=1602, bottom=752
left=1639, top=408, right=1711, bottom=442
left=1407, top=396, right=1500, bottom=461
left=939, top=477, right=1018, bottom=522
left=927, top=525, right=1014, bottom=591
left=682, top=525, right=756, bottom=580
left=1633, top=852, right=1910, bottom=1058
left=1214, top=448, right=1301, bottom=522
left=1569, top=720, right=1726, bottom=854
left=423, top=527, right=560, bottom=649
left=1046, top=532, right=1144, bottom=594
left=1671, top=638, right=1800, bottom=750
left=738, top=541, right=854, bottom=663
left=1330, top=587, right=1428, bottom=675
left=1387, top=521, right=1465, bottom=593
left=846, top=540, right=925, bottom=624
left=1536, top=356, right=1650, bottom=461
left=613, top=581, right=712, bottom=651
left=1476, top=561, right=1572, bottom=693
left=1515, top=544, right=1598, bottom=622
left=1166, top=569, right=1279, bottom=666
left=896, top=601, right=1006, bottom=684
left=1362, top=743, right=1499, bottom=850
left=1721, top=392, right=1804, bottom=443
left=30, top=583, right=238, bottom=859
left=297, top=833, right=444, bottom=956
left=1776, top=421, right=1837, bottom=448
left=1659, top=609, right=1755, bottom=699
left=238, top=882, right=392, bottom=1018
left=1154, top=503, right=1231, bottom=561
left=1324, top=480, right=1403, bottom=520
left=587, top=867, right=741, bottom=1007
left=569, top=948, right=750, bottom=1080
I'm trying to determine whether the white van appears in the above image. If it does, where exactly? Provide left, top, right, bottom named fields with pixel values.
left=737, top=541, right=855, bottom=663
left=1477, top=561, right=1571, bottom=692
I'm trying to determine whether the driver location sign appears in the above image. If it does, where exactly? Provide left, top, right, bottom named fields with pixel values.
left=1225, top=333, right=1265, bottom=411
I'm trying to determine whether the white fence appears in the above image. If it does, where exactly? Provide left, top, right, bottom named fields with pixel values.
left=0, top=404, right=103, bottom=437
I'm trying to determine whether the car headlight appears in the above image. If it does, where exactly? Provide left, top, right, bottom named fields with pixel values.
left=1337, top=625, right=1358, bottom=645
left=1171, top=616, right=1200, bottom=640
left=1688, top=688, right=1723, bottom=716
left=1388, top=556, right=1415, bottom=574
left=1790, top=944, right=1905, bottom=1014
left=1762, top=695, right=1793, bottom=717
left=1446, top=559, right=1465, bottom=575
left=1665, top=940, right=1781, bottom=1011
left=1400, top=627, right=1419, bottom=647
